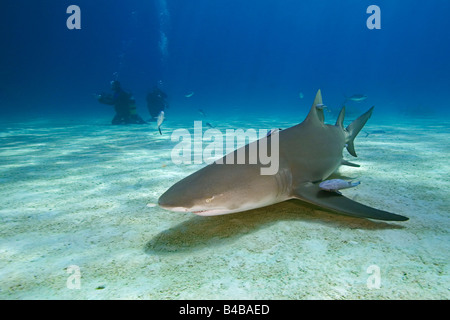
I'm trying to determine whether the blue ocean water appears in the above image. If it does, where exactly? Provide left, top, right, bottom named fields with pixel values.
left=1, top=0, right=449, bottom=119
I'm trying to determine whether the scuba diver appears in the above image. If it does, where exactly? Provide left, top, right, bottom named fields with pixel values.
left=146, top=86, right=168, bottom=121
left=96, top=81, right=146, bottom=125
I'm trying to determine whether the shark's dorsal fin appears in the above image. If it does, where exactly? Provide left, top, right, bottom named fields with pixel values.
left=305, top=89, right=325, bottom=124
left=313, top=89, right=323, bottom=106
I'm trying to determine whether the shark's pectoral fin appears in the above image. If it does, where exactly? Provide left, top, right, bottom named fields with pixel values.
left=292, top=183, right=408, bottom=221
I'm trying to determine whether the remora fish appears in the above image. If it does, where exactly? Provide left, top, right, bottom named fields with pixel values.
left=156, top=111, right=165, bottom=135
left=319, top=179, right=361, bottom=195
left=158, top=90, right=408, bottom=221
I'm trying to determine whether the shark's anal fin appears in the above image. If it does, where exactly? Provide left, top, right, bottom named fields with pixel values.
left=292, top=183, right=408, bottom=221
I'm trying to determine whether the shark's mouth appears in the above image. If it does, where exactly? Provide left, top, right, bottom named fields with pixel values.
left=192, top=210, right=209, bottom=214
left=191, top=208, right=232, bottom=216
left=159, top=205, right=230, bottom=216
left=160, top=206, right=188, bottom=212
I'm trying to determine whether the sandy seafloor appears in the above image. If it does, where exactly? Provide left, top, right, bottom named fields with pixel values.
left=0, top=110, right=449, bottom=300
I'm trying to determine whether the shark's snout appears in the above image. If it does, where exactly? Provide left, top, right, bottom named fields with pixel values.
left=157, top=158, right=284, bottom=216
left=158, top=190, right=188, bottom=212
left=158, top=188, right=224, bottom=215
left=157, top=164, right=232, bottom=215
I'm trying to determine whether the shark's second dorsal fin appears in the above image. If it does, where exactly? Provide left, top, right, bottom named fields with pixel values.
left=336, top=106, right=345, bottom=129
left=305, top=89, right=325, bottom=124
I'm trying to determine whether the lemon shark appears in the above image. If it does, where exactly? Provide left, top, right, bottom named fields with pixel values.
left=158, top=90, right=408, bottom=221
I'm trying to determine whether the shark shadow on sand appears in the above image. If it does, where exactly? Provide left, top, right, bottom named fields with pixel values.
left=145, top=201, right=405, bottom=254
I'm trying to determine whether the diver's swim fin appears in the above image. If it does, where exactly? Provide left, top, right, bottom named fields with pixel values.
left=293, top=183, right=408, bottom=221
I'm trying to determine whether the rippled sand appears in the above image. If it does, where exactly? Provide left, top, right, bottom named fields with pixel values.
left=0, top=113, right=448, bottom=299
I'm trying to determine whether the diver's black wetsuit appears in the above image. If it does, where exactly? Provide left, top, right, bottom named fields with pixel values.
left=98, top=83, right=146, bottom=125
left=146, top=88, right=168, bottom=120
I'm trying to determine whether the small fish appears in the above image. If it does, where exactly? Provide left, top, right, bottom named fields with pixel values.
left=185, top=92, right=194, bottom=98
left=364, top=130, right=386, bottom=138
left=205, top=122, right=215, bottom=128
left=315, top=104, right=331, bottom=113
left=299, top=92, right=304, bottom=99
left=156, top=111, right=165, bottom=135
left=319, top=179, right=360, bottom=195
left=345, top=94, right=367, bottom=103
left=198, top=109, right=206, bottom=116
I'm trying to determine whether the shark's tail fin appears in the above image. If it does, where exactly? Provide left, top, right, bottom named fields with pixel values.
left=345, top=106, right=374, bottom=157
